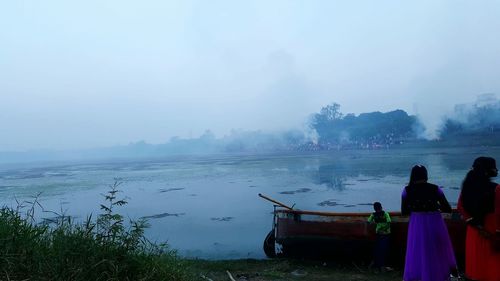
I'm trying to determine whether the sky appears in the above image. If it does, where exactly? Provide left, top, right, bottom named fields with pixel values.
left=1, top=0, right=500, bottom=151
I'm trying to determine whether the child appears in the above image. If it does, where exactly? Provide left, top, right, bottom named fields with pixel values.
left=368, top=201, right=391, bottom=271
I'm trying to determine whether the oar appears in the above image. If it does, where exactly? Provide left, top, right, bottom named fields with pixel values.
left=258, top=193, right=294, bottom=210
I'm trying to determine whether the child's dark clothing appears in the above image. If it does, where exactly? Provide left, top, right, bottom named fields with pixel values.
left=368, top=210, right=391, bottom=268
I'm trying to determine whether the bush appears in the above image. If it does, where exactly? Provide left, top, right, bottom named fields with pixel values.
left=0, top=181, right=191, bottom=281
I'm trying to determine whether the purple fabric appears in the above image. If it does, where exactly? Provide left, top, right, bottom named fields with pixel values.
left=403, top=212, right=457, bottom=281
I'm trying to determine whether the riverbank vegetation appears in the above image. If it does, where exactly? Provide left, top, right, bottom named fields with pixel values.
left=0, top=182, right=403, bottom=281
left=0, top=206, right=404, bottom=280
left=0, top=182, right=191, bottom=281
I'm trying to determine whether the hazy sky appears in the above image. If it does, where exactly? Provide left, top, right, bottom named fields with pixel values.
left=1, top=1, right=500, bottom=150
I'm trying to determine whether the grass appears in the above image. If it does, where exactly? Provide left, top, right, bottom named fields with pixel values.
left=0, top=181, right=192, bottom=281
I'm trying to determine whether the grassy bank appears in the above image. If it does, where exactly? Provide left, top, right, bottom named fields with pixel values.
left=0, top=183, right=192, bottom=281
left=0, top=203, right=404, bottom=281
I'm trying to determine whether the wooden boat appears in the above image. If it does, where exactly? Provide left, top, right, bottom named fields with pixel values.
left=259, top=194, right=466, bottom=263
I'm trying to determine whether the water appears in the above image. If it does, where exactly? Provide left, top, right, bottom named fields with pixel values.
left=0, top=146, right=499, bottom=259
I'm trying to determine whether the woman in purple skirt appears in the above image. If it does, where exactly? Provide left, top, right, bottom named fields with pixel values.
left=401, top=165, right=457, bottom=281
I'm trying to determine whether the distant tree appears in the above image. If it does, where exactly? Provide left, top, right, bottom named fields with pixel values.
left=310, top=103, right=345, bottom=143
left=320, top=103, right=343, bottom=121
left=310, top=103, right=418, bottom=145
left=440, top=119, right=463, bottom=136
left=199, top=130, right=216, bottom=141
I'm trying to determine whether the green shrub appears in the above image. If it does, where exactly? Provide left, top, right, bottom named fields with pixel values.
left=0, top=181, right=192, bottom=281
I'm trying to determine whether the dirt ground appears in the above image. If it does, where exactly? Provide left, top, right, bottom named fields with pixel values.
left=187, top=258, right=403, bottom=281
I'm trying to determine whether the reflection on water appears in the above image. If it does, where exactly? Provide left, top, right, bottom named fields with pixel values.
left=0, top=146, right=499, bottom=259
left=317, top=164, right=347, bottom=190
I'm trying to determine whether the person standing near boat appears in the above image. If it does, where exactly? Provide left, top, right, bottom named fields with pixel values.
left=457, top=157, right=499, bottom=281
left=401, top=165, right=457, bottom=281
left=367, top=201, right=391, bottom=272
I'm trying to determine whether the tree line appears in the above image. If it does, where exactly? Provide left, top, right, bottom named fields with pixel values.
left=309, top=103, right=421, bottom=149
left=309, top=99, right=500, bottom=149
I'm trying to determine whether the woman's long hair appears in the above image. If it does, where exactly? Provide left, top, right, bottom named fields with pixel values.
left=461, top=157, right=497, bottom=221
left=409, top=165, right=428, bottom=186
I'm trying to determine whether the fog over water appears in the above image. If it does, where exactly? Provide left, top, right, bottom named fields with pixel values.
left=2, top=1, right=500, bottom=151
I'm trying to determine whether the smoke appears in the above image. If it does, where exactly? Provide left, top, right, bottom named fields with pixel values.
left=413, top=105, right=448, bottom=140
left=444, top=93, right=500, bottom=130
left=417, top=93, right=500, bottom=139
left=250, top=49, right=319, bottom=131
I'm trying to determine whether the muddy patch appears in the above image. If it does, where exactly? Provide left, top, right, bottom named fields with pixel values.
left=45, top=172, right=72, bottom=177
left=356, top=203, right=373, bottom=206
left=357, top=178, right=379, bottom=182
left=279, top=188, right=311, bottom=195
left=318, top=199, right=344, bottom=207
left=159, top=187, right=185, bottom=193
left=141, top=212, right=185, bottom=219
left=211, top=217, right=234, bottom=222
left=17, top=173, right=45, bottom=179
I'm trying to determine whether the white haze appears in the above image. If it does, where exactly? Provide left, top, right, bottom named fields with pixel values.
left=1, top=1, right=500, bottom=151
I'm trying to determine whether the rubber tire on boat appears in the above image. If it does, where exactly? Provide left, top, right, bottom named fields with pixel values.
left=263, top=229, right=276, bottom=258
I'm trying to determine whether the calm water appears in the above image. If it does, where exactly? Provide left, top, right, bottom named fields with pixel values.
left=1, top=147, right=499, bottom=259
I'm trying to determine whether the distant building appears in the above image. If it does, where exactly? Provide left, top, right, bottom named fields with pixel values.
left=453, top=93, right=497, bottom=119
left=475, top=93, right=497, bottom=107
left=454, top=103, right=469, bottom=114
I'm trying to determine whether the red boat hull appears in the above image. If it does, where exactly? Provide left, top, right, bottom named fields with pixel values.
left=271, top=209, right=466, bottom=263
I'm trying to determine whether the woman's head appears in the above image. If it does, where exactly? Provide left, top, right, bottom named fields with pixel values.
left=409, top=165, right=428, bottom=185
left=472, top=157, right=497, bottom=178
left=461, top=156, right=497, bottom=219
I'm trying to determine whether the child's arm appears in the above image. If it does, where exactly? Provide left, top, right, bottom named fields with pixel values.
left=385, top=212, right=391, bottom=223
left=367, top=214, right=374, bottom=223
